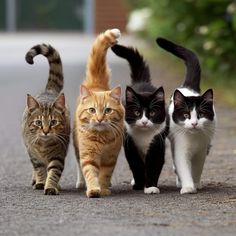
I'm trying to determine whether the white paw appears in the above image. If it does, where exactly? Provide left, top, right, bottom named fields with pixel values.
left=144, top=187, right=160, bottom=194
left=76, top=180, right=86, bottom=189
left=195, top=182, right=202, bottom=190
left=131, top=178, right=135, bottom=186
left=110, top=28, right=121, bottom=39
left=180, top=187, right=197, bottom=194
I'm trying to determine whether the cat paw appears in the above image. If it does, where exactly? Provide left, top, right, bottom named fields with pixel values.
left=180, top=187, right=197, bottom=194
left=110, top=28, right=121, bottom=39
left=86, top=188, right=101, bottom=198
left=144, top=187, right=160, bottom=194
left=101, top=188, right=111, bottom=196
left=44, top=187, right=59, bottom=195
left=195, top=182, right=202, bottom=190
left=33, top=183, right=44, bottom=190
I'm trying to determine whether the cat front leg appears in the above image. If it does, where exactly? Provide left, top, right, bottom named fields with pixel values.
left=44, top=156, right=64, bottom=195
left=144, top=139, right=165, bottom=194
left=80, top=156, right=101, bottom=198
left=30, top=156, right=47, bottom=190
left=174, top=152, right=197, bottom=194
left=124, top=135, right=145, bottom=190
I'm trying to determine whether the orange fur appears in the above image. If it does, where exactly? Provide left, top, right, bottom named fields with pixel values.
left=73, top=29, right=124, bottom=198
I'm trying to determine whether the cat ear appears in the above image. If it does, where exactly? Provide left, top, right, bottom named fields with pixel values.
left=110, top=85, right=122, bottom=101
left=173, top=90, right=185, bottom=107
left=53, top=93, right=65, bottom=111
left=202, top=89, right=213, bottom=102
left=80, top=85, right=91, bottom=99
left=153, top=86, right=165, bottom=101
left=126, top=86, right=137, bottom=102
left=27, top=94, right=39, bottom=112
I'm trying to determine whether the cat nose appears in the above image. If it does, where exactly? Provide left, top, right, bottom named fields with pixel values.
left=191, top=122, right=198, bottom=128
left=43, top=127, right=49, bottom=135
left=142, top=121, right=148, bottom=126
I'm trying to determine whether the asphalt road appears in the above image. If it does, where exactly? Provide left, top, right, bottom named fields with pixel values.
left=0, top=33, right=235, bottom=236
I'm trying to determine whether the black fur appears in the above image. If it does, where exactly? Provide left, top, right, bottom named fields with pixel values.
left=156, top=37, right=201, bottom=93
left=112, top=44, right=168, bottom=191
left=173, top=89, right=214, bottom=124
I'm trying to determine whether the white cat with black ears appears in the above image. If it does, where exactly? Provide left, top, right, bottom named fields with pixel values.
left=156, top=38, right=216, bottom=194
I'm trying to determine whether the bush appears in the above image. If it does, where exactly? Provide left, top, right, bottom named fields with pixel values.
left=128, top=0, right=236, bottom=75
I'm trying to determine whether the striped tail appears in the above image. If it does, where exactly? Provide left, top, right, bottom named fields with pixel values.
left=25, top=44, right=63, bottom=94
left=111, top=44, right=150, bottom=85
left=156, top=37, right=201, bottom=93
left=84, top=28, right=121, bottom=91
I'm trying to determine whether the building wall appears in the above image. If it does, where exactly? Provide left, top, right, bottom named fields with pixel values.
left=94, top=0, right=128, bottom=34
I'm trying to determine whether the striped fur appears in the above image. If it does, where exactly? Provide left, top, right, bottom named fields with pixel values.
left=73, top=29, right=125, bottom=198
left=25, top=44, right=63, bottom=94
left=22, top=44, right=70, bottom=195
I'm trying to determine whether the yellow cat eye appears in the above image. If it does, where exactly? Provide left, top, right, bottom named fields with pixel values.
left=149, top=111, right=156, bottom=117
left=134, top=110, right=141, bottom=116
left=34, top=120, right=42, bottom=126
left=88, top=107, right=96, bottom=114
left=184, top=113, right=190, bottom=119
left=104, top=108, right=112, bottom=114
left=50, top=120, right=58, bottom=126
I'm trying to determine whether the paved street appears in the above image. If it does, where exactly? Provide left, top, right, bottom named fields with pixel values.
left=0, top=33, right=235, bottom=236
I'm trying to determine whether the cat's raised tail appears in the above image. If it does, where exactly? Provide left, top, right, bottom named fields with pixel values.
left=84, top=28, right=121, bottom=91
left=25, top=44, right=63, bottom=94
left=111, top=44, right=150, bottom=84
left=156, top=37, right=201, bottom=93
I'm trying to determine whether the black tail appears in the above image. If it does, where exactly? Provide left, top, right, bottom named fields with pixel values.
left=111, top=44, right=150, bottom=84
left=156, top=37, right=201, bottom=93
left=25, top=44, right=63, bottom=94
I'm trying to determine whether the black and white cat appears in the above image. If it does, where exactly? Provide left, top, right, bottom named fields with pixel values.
left=156, top=37, right=216, bottom=194
left=112, top=44, right=168, bottom=194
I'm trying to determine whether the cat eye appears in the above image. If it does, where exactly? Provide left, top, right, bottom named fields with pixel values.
left=50, top=120, right=58, bottom=126
left=183, top=113, right=190, bottom=119
left=134, top=110, right=141, bottom=116
left=198, top=113, right=204, bottom=118
left=149, top=111, right=156, bottom=117
left=34, top=120, right=42, bottom=126
left=88, top=108, right=96, bottom=114
left=104, top=108, right=113, bottom=114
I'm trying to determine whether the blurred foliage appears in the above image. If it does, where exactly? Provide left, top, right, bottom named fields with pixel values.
left=128, top=0, right=236, bottom=75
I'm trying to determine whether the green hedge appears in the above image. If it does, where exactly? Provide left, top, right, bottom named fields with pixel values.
left=128, top=0, right=236, bottom=74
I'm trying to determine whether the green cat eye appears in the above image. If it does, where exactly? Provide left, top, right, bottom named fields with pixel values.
left=88, top=107, right=96, bottom=114
left=34, top=120, right=42, bottom=126
left=104, top=108, right=112, bottom=114
left=198, top=113, right=204, bottom=118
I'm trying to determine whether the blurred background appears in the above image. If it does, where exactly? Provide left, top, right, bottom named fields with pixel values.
left=1, top=0, right=236, bottom=105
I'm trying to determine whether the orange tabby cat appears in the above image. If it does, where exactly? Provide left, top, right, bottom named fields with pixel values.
left=73, top=29, right=125, bottom=198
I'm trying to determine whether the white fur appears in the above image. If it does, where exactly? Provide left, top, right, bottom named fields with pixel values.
left=144, top=187, right=160, bottom=194
left=126, top=112, right=166, bottom=157
left=169, top=88, right=216, bottom=194
left=76, top=162, right=85, bottom=189
left=110, top=28, right=121, bottom=39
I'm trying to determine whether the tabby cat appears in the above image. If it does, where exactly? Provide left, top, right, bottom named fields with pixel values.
left=156, top=38, right=216, bottom=194
left=73, top=29, right=125, bottom=198
left=111, top=44, right=168, bottom=194
left=22, top=44, right=70, bottom=195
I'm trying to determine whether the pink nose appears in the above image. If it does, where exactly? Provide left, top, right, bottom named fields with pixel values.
left=192, top=122, right=198, bottom=128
